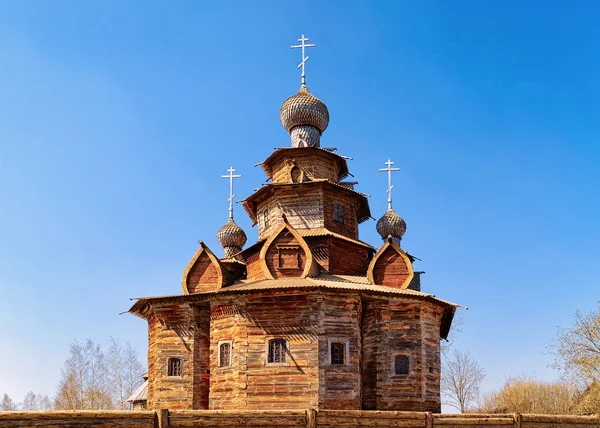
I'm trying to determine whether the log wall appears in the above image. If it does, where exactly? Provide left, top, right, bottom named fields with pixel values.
left=209, top=292, right=320, bottom=410
left=2, top=411, right=598, bottom=428
left=362, top=298, right=444, bottom=412
left=147, top=304, right=210, bottom=410
left=257, top=187, right=324, bottom=241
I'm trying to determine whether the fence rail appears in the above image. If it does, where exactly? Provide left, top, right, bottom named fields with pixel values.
left=0, top=409, right=598, bottom=428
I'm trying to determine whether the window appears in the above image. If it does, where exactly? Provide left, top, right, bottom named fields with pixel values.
left=277, top=245, right=300, bottom=269
left=268, top=338, right=287, bottom=363
left=168, top=358, right=182, bottom=376
left=333, top=203, right=345, bottom=223
left=394, top=355, right=410, bottom=376
left=330, top=342, right=345, bottom=365
left=428, top=366, right=434, bottom=374
left=263, top=209, right=270, bottom=228
left=290, top=165, right=302, bottom=183
left=219, top=343, right=232, bottom=368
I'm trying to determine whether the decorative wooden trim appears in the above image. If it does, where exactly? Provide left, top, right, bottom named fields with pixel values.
left=367, top=236, right=414, bottom=288
left=259, top=217, right=315, bottom=279
left=181, top=241, right=224, bottom=294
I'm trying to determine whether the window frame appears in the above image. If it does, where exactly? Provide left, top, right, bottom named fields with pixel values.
left=327, top=338, right=349, bottom=366
left=266, top=338, right=288, bottom=366
left=393, top=354, right=411, bottom=377
left=217, top=340, right=233, bottom=369
left=263, top=209, right=270, bottom=229
left=167, top=357, right=182, bottom=377
left=332, top=203, right=345, bottom=224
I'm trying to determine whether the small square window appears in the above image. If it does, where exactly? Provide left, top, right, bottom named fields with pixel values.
left=219, top=343, right=232, bottom=368
left=331, top=342, right=345, bottom=365
left=168, top=358, right=182, bottom=377
left=268, top=338, right=287, bottom=363
left=394, top=355, right=410, bottom=376
left=333, top=203, right=345, bottom=223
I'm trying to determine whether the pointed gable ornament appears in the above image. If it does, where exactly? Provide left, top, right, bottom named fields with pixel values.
left=367, top=235, right=414, bottom=289
left=259, top=214, right=318, bottom=279
left=182, top=241, right=232, bottom=294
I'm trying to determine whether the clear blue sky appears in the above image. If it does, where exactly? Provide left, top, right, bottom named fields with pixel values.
left=1, top=1, right=599, bottom=404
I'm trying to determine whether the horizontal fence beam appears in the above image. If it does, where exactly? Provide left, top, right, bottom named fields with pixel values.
left=0, top=410, right=598, bottom=428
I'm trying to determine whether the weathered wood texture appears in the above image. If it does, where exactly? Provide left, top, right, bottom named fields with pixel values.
left=322, top=188, right=359, bottom=239
left=372, top=245, right=411, bottom=287
left=244, top=249, right=266, bottom=281
left=268, top=151, right=342, bottom=184
left=170, top=409, right=308, bottom=427
left=209, top=292, right=320, bottom=410
left=362, top=298, right=444, bottom=412
left=147, top=304, right=210, bottom=410
left=317, top=294, right=362, bottom=409
left=0, top=411, right=155, bottom=428
left=325, top=238, right=370, bottom=276
left=257, top=187, right=324, bottom=241
left=264, top=230, right=308, bottom=279
left=185, top=251, right=220, bottom=294
left=1, top=411, right=597, bottom=428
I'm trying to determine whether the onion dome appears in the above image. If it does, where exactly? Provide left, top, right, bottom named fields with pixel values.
left=216, top=219, right=247, bottom=259
left=376, top=208, right=407, bottom=246
left=280, top=84, right=329, bottom=147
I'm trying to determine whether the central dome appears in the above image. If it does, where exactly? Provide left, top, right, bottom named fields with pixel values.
left=280, top=84, right=329, bottom=147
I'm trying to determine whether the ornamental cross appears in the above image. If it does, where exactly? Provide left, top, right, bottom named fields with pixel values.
left=291, top=34, right=315, bottom=85
left=221, top=166, right=242, bottom=219
left=379, top=159, right=400, bottom=210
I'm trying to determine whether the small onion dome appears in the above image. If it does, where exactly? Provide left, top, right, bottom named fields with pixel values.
left=280, top=84, right=329, bottom=134
left=376, top=208, right=407, bottom=243
left=216, top=219, right=247, bottom=258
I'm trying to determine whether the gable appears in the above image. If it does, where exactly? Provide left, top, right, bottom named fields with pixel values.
left=259, top=219, right=317, bottom=279
left=368, top=239, right=414, bottom=289
left=182, top=242, right=225, bottom=294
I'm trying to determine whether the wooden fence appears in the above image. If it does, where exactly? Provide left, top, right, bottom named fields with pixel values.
left=0, top=410, right=599, bottom=428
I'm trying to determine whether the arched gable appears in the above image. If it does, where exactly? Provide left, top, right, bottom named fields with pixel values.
left=367, top=236, right=414, bottom=288
left=259, top=218, right=317, bottom=279
left=182, top=241, right=226, bottom=294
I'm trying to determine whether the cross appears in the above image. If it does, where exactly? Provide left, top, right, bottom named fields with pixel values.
left=221, top=166, right=242, bottom=219
left=379, top=159, right=400, bottom=210
left=291, top=34, right=316, bottom=85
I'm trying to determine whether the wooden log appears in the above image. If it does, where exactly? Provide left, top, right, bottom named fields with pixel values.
left=521, top=414, right=598, bottom=424
left=434, top=417, right=515, bottom=426
left=307, top=409, right=317, bottom=428
left=156, top=409, right=169, bottom=428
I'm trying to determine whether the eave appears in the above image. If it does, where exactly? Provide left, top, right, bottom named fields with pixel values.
left=259, top=147, right=351, bottom=181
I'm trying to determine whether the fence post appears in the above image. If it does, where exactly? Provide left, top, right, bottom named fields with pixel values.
left=426, top=412, right=433, bottom=428
left=513, top=413, right=521, bottom=428
left=306, top=408, right=317, bottom=428
left=155, top=409, right=169, bottom=428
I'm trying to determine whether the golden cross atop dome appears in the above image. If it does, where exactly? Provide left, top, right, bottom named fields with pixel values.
left=291, top=34, right=316, bottom=85
left=379, top=159, right=400, bottom=210
left=221, top=166, right=242, bottom=220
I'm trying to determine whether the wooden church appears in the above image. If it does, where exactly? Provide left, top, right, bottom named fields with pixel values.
left=128, top=35, right=459, bottom=412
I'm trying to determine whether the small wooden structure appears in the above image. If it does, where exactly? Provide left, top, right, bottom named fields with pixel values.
left=129, top=79, right=460, bottom=412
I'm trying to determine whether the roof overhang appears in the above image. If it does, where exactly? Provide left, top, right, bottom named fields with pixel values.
left=259, top=147, right=350, bottom=181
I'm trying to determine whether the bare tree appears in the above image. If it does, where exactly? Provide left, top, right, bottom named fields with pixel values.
left=54, top=339, right=112, bottom=410
left=123, top=342, right=144, bottom=407
left=1, top=393, right=18, bottom=411
left=21, top=391, right=53, bottom=411
left=552, top=304, right=600, bottom=383
left=107, top=337, right=143, bottom=409
left=441, top=348, right=485, bottom=413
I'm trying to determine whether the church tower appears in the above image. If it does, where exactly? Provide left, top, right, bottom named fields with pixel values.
left=129, top=34, right=459, bottom=412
